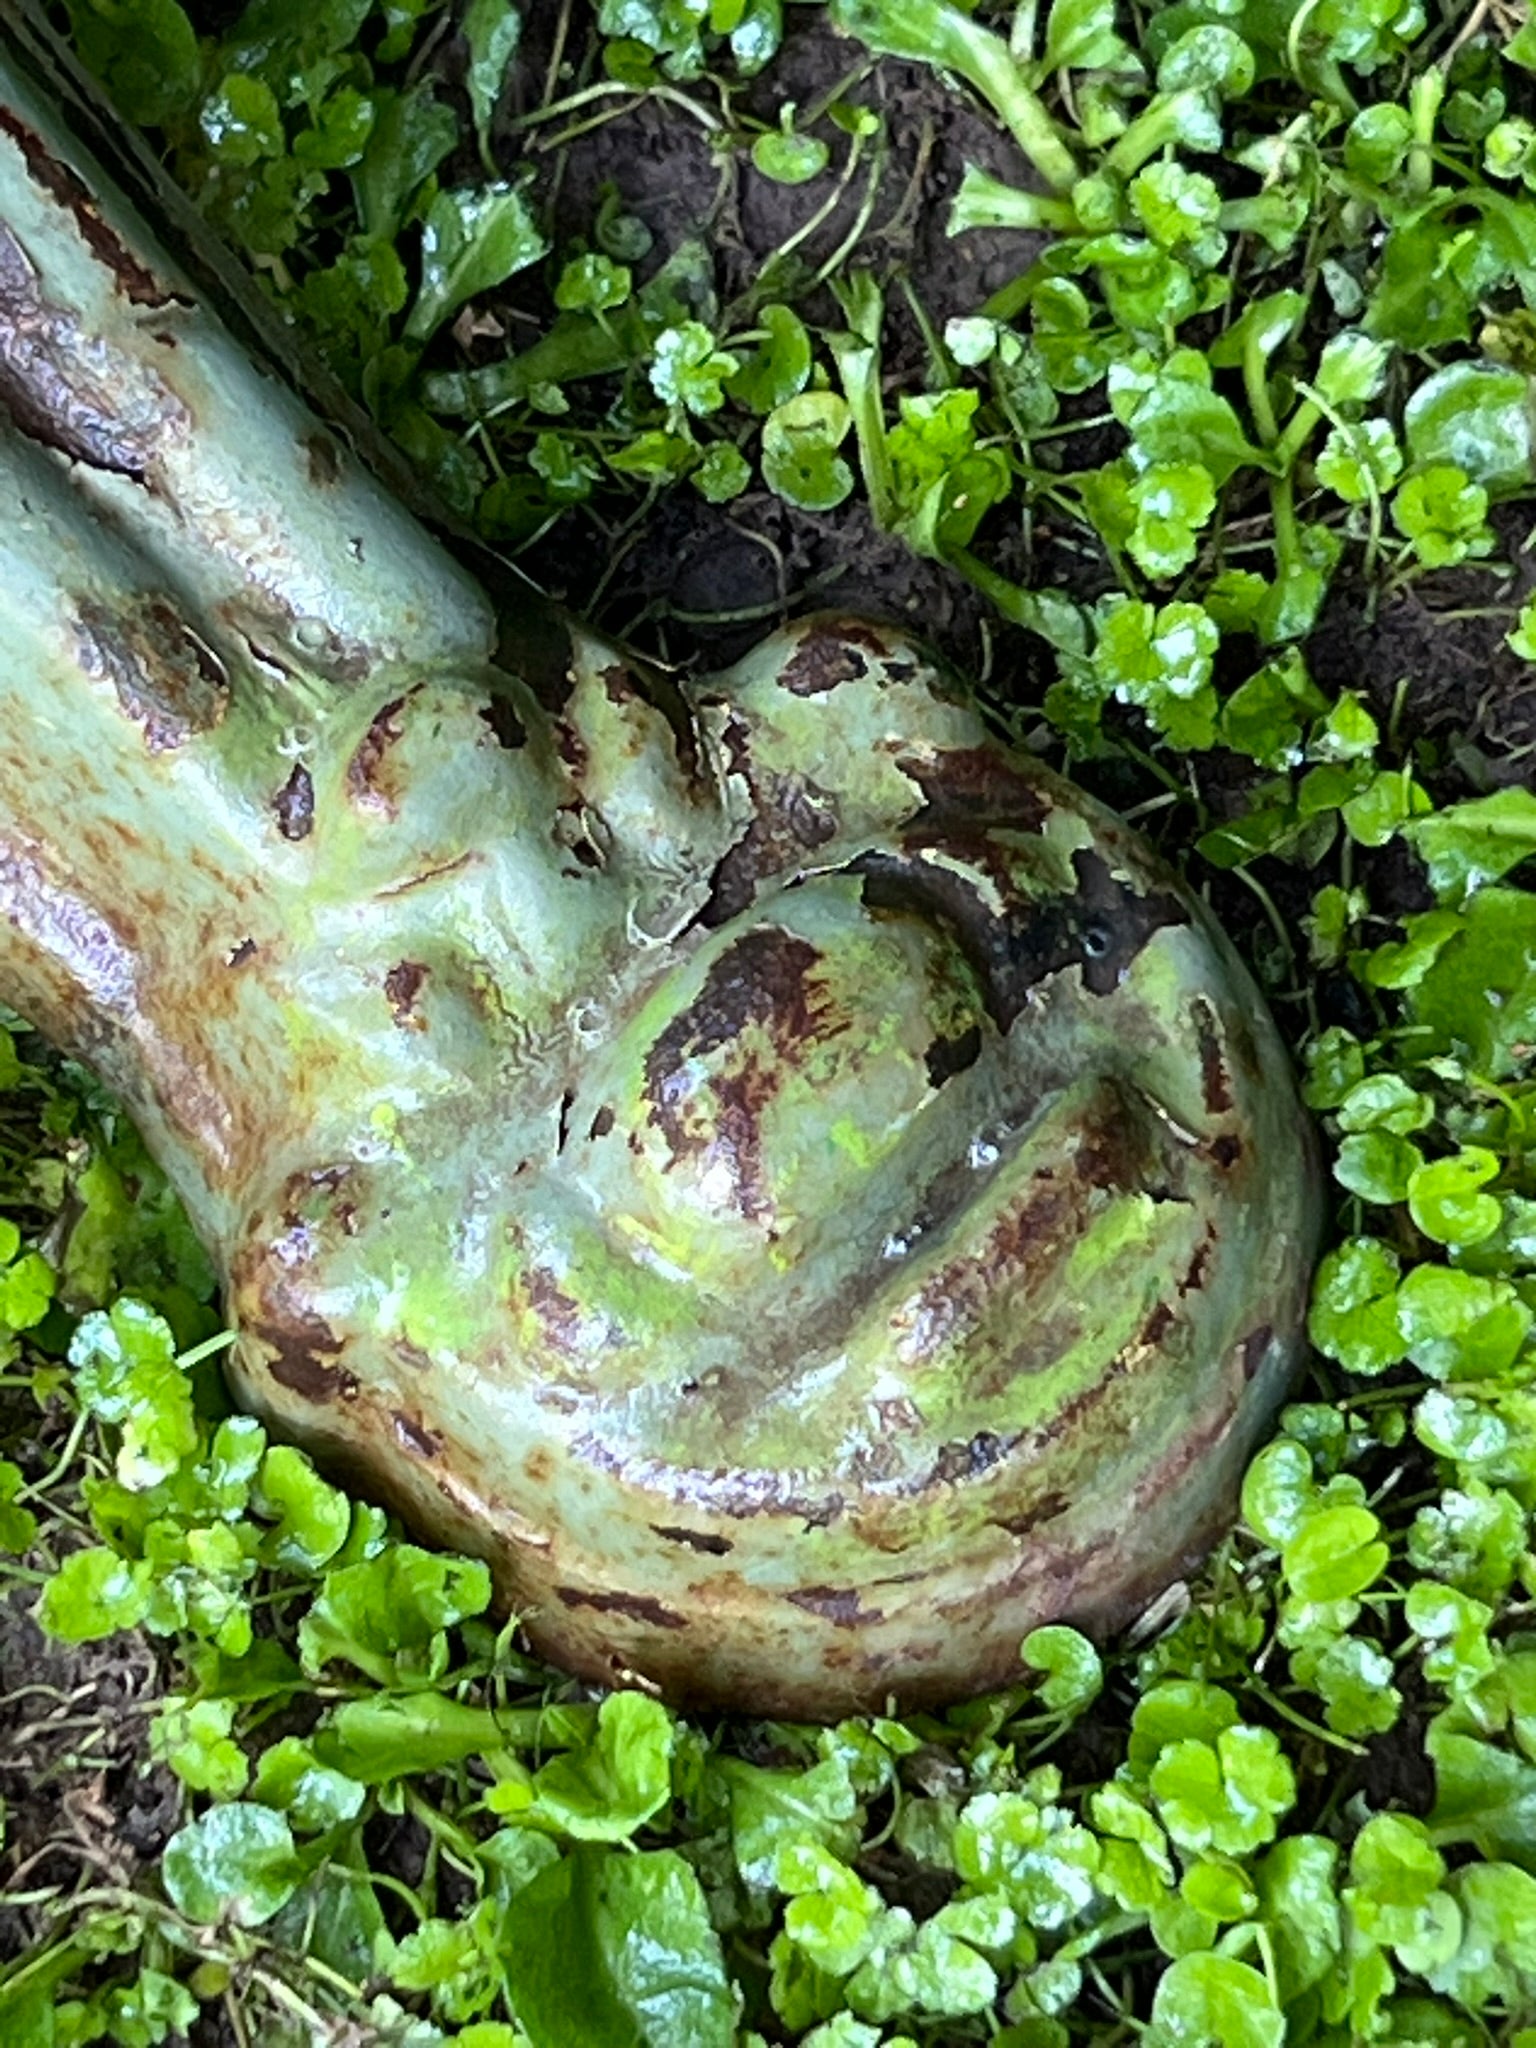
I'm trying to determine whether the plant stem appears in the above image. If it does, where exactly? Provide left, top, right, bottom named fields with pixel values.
left=951, top=21, right=1081, bottom=191
left=949, top=164, right=1080, bottom=235
left=1104, top=90, right=1204, bottom=182
left=1245, top=332, right=1279, bottom=449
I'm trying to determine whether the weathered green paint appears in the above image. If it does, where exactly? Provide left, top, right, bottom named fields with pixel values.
left=0, top=18, right=1323, bottom=1717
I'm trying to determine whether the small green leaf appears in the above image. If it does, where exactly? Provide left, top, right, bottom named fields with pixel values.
left=463, top=0, right=522, bottom=161
left=1315, top=418, right=1402, bottom=503
left=1042, top=0, right=1135, bottom=71
left=67, top=0, right=199, bottom=126
left=1150, top=1951, right=1284, bottom=2048
left=1021, top=1625, right=1103, bottom=1714
left=1345, top=102, right=1412, bottom=182
left=519, top=1690, right=675, bottom=1842
left=71, top=1297, right=197, bottom=1490
left=1243, top=1438, right=1318, bottom=1548
left=201, top=73, right=284, bottom=168
left=162, top=1803, right=299, bottom=1928
left=407, top=183, right=547, bottom=343
left=1283, top=1504, right=1389, bottom=1603
left=1392, top=465, right=1494, bottom=570
left=752, top=126, right=830, bottom=184
left=37, top=1548, right=149, bottom=1642
left=1334, top=1129, right=1422, bottom=1204
left=1313, top=331, right=1392, bottom=409
left=151, top=1696, right=250, bottom=1799
left=254, top=1444, right=352, bottom=1571
left=1405, top=788, right=1536, bottom=903
left=0, top=1458, right=37, bottom=1554
left=553, top=252, right=632, bottom=313
left=1408, top=1149, right=1504, bottom=1250
left=728, top=304, right=812, bottom=413
left=1150, top=1725, right=1295, bottom=1859
left=762, top=393, right=855, bottom=511
left=609, top=429, right=698, bottom=481
left=1404, top=363, right=1534, bottom=494
left=250, top=1735, right=366, bottom=1830
left=694, top=442, right=751, bottom=501
left=650, top=321, right=741, bottom=415
left=505, top=1845, right=737, bottom=2048
left=298, top=1544, right=493, bottom=1684
left=352, top=84, right=458, bottom=244
left=1336, top=1073, right=1434, bottom=1135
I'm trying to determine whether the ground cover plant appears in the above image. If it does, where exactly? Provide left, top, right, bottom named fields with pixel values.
left=2, top=0, right=1536, bottom=2041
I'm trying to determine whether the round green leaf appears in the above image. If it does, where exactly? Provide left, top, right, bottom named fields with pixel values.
left=1021, top=1625, right=1103, bottom=1713
left=762, top=393, right=854, bottom=511
left=751, top=129, right=830, bottom=185
left=1334, top=1130, right=1422, bottom=1204
left=162, top=1803, right=299, bottom=1927
left=727, top=304, right=812, bottom=415
left=1404, top=363, right=1535, bottom=494
left=1150, top=1951, right=1284, bottom=2048
left=1283, top=1504, right=1389, bottom=1604
left=1407, top=1149, right=1503, bottom=1249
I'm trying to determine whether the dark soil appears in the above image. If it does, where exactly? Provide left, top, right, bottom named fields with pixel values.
left=501, top=9, right=1070, bottom=686
left=495, top=10, right=1536, bottom=774
left=0, top=1584, right=183, bottom=1952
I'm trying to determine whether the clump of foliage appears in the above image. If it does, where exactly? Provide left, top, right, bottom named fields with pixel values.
left=2, top=0, right=1536, bottom=2042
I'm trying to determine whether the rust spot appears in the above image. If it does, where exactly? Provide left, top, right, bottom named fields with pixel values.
left=76, top=596, right=228, bottom=751
left=1208, top=1134, right=1243, bottom=1170
left=392, top=1410, right=443, bottom=1458
left=651, top=1524, right=733, bottom=1555
left=897, top=747, right=1051, bottom=834
left=384, top=960, right=428, bottom=1028
left=525, top=1448, right=554, bottom=1482
left=601, top=663, right=637, bottom=704
left=273, top=763, right=314, bottom=841
left=478, top=696, right=527, bottom=749
left=1242, top=1325, right=1274, bottom=1380
left=0, top=223, right=180, bottom=477
left=786, top=1585, right=884, bottom=1628
left=253, top=1314, right=357, bottom=1403
left=1195, top=1000, right=1233, bottom=1113
left=643, top=928, right=841, bottom=1220
left=524, top=1266, right=584, bottom=1353
left=699, top=772, right=840, bottom=928
left=780, top=630, right=871, bottom=697
left=394, top=1338, right=431, bottom=1371
left=589, top=1105, right=615, bottom=1140
left=556, top=1587, right=689, bottom=1630
left=0, top=109, right=171, bottom=306
left=303, top=432, right=342, bottom=486
left=924, top=1023, right=982, bottom=1088
left=347, top=692, right=416, bottom=813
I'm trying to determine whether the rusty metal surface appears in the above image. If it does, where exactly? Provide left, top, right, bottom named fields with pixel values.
left=0, top=23, right=1323, bottom=1718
